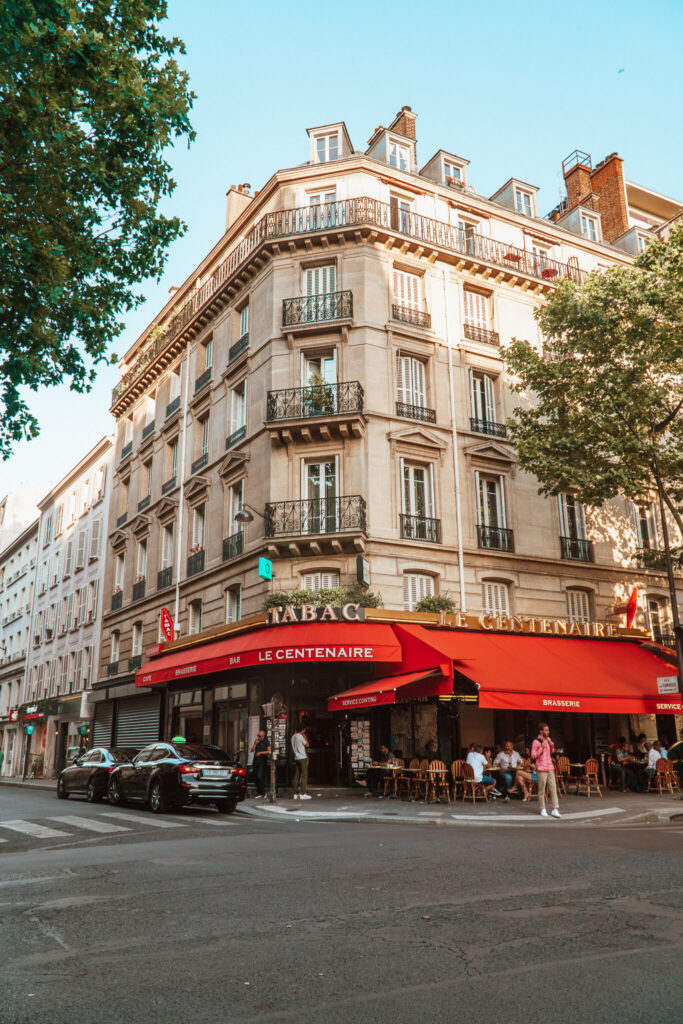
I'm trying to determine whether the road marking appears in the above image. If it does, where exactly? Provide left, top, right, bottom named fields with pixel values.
left=0, top=819, right=69, bottom=839
left=193, top=817, right=238, bottom=826
left=99, top=811, right=186, bottom=828
left=47, top=815, right=131, bottom=834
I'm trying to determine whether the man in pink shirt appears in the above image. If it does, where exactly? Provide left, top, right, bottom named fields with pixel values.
left=531, top=723, right=561, bottom=818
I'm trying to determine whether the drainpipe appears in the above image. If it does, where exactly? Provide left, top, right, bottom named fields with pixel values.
left=173, top=344, right=192, bottom=638
left=442, top=266, right=467, bottom=613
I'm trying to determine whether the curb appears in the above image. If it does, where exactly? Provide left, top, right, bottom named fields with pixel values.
left=0, top=779, right=57, bottom=793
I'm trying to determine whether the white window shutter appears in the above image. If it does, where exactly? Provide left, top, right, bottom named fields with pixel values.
left=558, top=494, right=568, bottom=536
left=484, top=374, right=495, bottom=422
left=66, top=593, right=73, bottom=630
left=90, top=519, right=101, bottom=560
left=412, top=359, right=425, bottom=407
left=76, top=529, right=86, bottom=568
left=576, top=500, right=586, bottom=540
left=567, top=589, right=589, bottom=623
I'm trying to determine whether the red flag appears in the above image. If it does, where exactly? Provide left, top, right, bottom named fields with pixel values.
left=626, top=588, right=638, bottom=628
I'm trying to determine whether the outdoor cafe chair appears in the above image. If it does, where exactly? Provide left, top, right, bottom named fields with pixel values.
left=380, top=757, right=403, bottom=798
left=665, top=760, right=681, bottom=792
left=451, top=759, right=465, bottom=799
left=648, top=757, right=675, bottom=795
left=412, top=759, right=430, bottom=802
left=398, top=758, right=419, bottom=800
left=574, top=757, right=602, bottom=797
left=523, top=758, right=538, bottom=798
left=555, top=756, right=571, bottom=796
left=462, top=762, right=488, bottom=803
left=429, top=760, right=451, bottom=803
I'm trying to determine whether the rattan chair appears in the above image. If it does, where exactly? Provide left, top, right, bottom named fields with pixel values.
left=665, top=760, right=681, bottom=792
left=380, top=757, right=403, bottom=798
left=429, top=760, right=451, bottom=803
left=451, top=760, right=465, bottom=799
left=412, top=759, right=430, bottom=802
left=398, top=758, right=419, bottom=799
left=462, top=762, right=489, bottom=803
left=575, top=757, right=602, bottom=797
left=555, top=756, right=570, bottom=796
left=648, top=757, right=674, bottom=795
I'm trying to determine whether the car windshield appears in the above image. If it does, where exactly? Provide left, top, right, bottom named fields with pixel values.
left=109, top=748, right=138, bottom=763
left=171, top=744, right=230, bottom=762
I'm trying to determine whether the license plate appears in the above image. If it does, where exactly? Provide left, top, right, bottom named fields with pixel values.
left=202, top=769, right=229, bottom=779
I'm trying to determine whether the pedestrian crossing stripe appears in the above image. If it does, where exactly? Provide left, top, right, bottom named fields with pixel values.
left=0, top=819, right=69, bottom=839
left=46, top=815, right=131, bottom=834
left=99, top=811, right=187, bottom=828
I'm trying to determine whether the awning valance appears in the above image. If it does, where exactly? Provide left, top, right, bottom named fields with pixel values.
left=328, top=668, right=450, bottom=711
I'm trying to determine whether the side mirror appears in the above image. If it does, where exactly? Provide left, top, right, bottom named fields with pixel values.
left=72, top=757, right=82, bottom=765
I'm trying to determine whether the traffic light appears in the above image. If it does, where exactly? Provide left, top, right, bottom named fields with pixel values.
left=258, top=557, right=273, bottom=581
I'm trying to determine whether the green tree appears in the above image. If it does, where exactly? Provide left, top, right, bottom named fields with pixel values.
left=0, top=0, right=194, bottom=457
left=504, top=223, right=683, bottom=547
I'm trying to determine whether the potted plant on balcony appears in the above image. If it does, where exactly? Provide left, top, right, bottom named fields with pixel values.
left=503, top=251, right=520, bottom=262
left=305, top=371, right=335, bottom=417
left=541, top=267, right=558, bottom=279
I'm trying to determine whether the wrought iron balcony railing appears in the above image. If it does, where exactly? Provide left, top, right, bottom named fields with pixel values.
left=128, top=655, right=142, bottom=672
left=116, top=512, right=127, bottom=528
left=162, top=476, right=177, bottom=495
left=400, top=513, right=442, bottom=544
left=396, top=401, right=436, bottom=424
left=229, top=333, right=249, bottom=363
left=157, top=566, right=172, bottom=590
left=267, top=381, right=364, bottom=421
left=391, top=304, right=431, bottom=329
left=111, top=591, right=123, bottom=611
left=223, top=531, right=243, bottom=562
left=195, top=367, right=212, bottom=393
left=142, top=419, right=155, bottom=440
left=653, top=632, right=676, bottom=648
left=477, top=525, right=514, bottom=552
left=132, top=579, right=146, bottom=601
left=225, top=425, right=246, bottom=450
left=166, top=395, right=180, bottom=418
left=121, top=441, right=132, bottom=460
left=265, top=495, right=366, bottom=538
left=191, top=452, right=208, bottom=474
left=107, top=661, right=119, bottom=676
left=282, top=290, right=353, bottom=328
left=138, top=495, right=151, bottom=512
left=560, top=536, right=595, bottom=562
left=470, top=417, right=507, bottom=438
left=464, top=323, right=500, bottom=346
left=187, top=550, right=205, bottom=577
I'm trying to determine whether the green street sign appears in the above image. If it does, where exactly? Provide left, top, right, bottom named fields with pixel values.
left=171, top=735, right=186, bottom=744
left=25, top=724, right=35, bottom=735
left=258, top=557, right=273, bottom=581
left=78, top=725, right=88, bottom=736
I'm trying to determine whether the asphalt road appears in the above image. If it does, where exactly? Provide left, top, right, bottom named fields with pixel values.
left=0, top=787, right=681, bottom=1024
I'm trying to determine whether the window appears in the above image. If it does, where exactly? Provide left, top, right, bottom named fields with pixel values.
left=302, top=459, right=337, bottom=533
left=315, top=133, right=338, bottom=163
left=304, top=350, right=336, bottom=385
left=567, top=589, right=591, bottom=624
left=65, top=592, right=74, bottom=631
left=124, top=415, right=134, bottom=445
left=77, top=586, right=87, bottom=627
left=476, top=474, right=506, bottom=529
left=230, top=381, right=247, bottom=436
left=73, top=649, right=83, bottom=692
left=115, top=552, right=125, bottom=591
left=136, top=539, right=147, bottom=579
left=530, top=243, right=550, bottom=271
left=192, top=504, right=205, bottom=549
left=444, top=161, right=462, bottom=184
left=43, top=513, right=53, bottom=547
left=55, top=504, right=64, bottom=536
left=389, top=141, right=409, bottom=171
left=89, top=519, right=101, bottom=560
left=132, top=621, right=143, bottom=656
left=203, top=337, right=213, bottom=372
left=515, top=189, right=532, bottom=217
left=304, top=263, right=336, bottom=296
left=458, top=219, right=477, bottom=255
left=75, top=529, right=87, bottom=570
left=64, top=540, right=73, bottom=577
left=558, top=493, right=586, bottom=540
left=83, top=645, right=93, bottom=687
left=402, top=461, right=434, bottom=520
left=94, top=464, right=107, bottom=502
left=37, top=663, right=45, bottom=698
left=301, top=570, right=340, bottom=593
left=142, top=461, right=152, bottom=499
left=634, top=502, right=658, bottom=550
left=470, top=370, right=496, bottom=424
left=201, top=416, right=210, bottom=457
left=581, top=215, right=597, bottom=241
left=239, top=303, right=249, bottom=341
left=393, top=268, right=420, bottom=311
left=403, top=573, right=434, bottom=611
left=228, top=480, right=244, bottom=536
left=52, top=549, right=61, bottom=586
left=397, top=355, right=426, bottom=409
left=647, top=597, right=670, bottom=644
left=59, top=655, right=68, bottom=695
left=482, top=581, right=509, bottom=616
left=48, top=658, right=57, bottom=695
left=87, top=579, right=98, bottom=622
left=111, top=630, right=120, bottom=663
left=226, top=586, right=241, bottom=624
left=463, top=288, right=490, bottom=329
left=309, top=191, right=337, bottom=229
left=189, top=600, right=202, bottom=634
left=161, top=522, right=174, bottom=569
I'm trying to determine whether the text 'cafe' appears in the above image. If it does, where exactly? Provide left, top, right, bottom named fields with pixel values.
left=96, top=603, right=683, bottom=788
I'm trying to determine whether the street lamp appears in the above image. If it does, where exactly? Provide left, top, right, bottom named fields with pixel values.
left=234, top=504, right=264, bottom=525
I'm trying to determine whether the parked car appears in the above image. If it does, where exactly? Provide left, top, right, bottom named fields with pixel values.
left=107, top=741, right=247, bottom=814
left=57, top=747, right=139, bottom=802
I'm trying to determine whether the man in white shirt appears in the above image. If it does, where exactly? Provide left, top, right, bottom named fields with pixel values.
left=291, top=726, right=311, bottom=800
left=466, top=746, right=500, bottom=798
left=493, top=740, right=523, bottom=801
left=644, top=740, right=663, bottom=787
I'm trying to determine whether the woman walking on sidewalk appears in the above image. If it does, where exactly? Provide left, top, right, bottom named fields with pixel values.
left=531, top=723, right=561, bottom=819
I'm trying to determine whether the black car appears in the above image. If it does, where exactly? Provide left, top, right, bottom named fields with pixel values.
left=57, top=747, right=139, bottom=802
left=107, top=741, right=247, bottom=814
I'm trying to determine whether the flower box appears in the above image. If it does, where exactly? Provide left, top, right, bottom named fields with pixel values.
left=504, top=252, right=520, bottom=262
left=541, top=268, right=558, bottom=279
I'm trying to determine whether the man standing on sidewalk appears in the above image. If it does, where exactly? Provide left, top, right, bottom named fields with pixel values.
left=291, top=725, right=310, bottom=800
left=250, top=730, right=271, bottom=799
left=531, top=723, right=561, bottom=819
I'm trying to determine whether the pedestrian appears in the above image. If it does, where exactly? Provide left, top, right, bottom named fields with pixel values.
left=531, top=723, right=561, bottom=818
left=291, top=725, right=311, bottom=800
left=250, top=729, right=271, bottom=799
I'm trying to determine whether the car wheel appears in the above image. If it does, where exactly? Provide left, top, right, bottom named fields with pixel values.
left=86, top=780, right=100, bottom=803
left=149, top=781, right=168, bottom=814
left=215, top=799, right=237, bottom=814
left=108, top=777, right=122, bottom=806
left=57, top=777, right=69, bottom=800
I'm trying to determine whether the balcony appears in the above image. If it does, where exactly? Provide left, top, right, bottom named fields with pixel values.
left=138, top=495, right=151, bottom=512
left=222, top=531, right=243, bottom=562
left=111, top=591, right=123, bottom=611
left=470, top=417, right=507, bottom=438
left=267, top=381, right=365, bottom=444
left=282, top=290, right=353, bottom=330
left=166, top=395, right=181, bottom=418
left=187, top=549, right=205, bottom=577
left=229, top=333, right=249, bottom=363
left=191, top=452, right=208, bottom=474
left=157, top=566, right=173, bottom=590
left=112, top=198, right=583, bottom=414
left=560, top=536, right=594, bottom=562
left=133, top=579, right=146, bottom=601
left=225, top=425, right=247, bottom=450
left=162, top=476, right=177, bottom=495
left=400, top=514, right=442, bottom=544
left=121, top=440, right=132, bottom=461
left=128, top=655, right=142, bottom=672
left=464, top=323, right=500, bottom=346
left=195, top=367, right=212, bottom=393
left=391, top=304, right=431, bottom=330
left=396, top=401, right=436, bottom=424
left=264, top=495, right=367, bottom=556
left=653, top=633, right=676, bottom=649
left=477, top=525, right=514, bottom=552
left=116, top=512, right=128, bottom=528
left=107, top=661, right=119, bottom=676
left=142, top=419, right=155, bottom=440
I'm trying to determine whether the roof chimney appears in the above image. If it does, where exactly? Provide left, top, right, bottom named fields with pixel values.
left=225, top=184, right=254, bottom=232
left=562, top=149, right=593, bottom=210
left=388, top=105, right=417, bottom=141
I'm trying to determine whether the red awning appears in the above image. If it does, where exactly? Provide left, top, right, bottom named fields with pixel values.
left=394, top=626, right=683, bottom=715
left=328, top=668, right=450, bottom=711
left=136, top=623, right=403, bottom=687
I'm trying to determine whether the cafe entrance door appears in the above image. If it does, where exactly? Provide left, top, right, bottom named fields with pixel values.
left=297, top=710, right=340, bottom=786
left=214, top=704, right=248, bottom=765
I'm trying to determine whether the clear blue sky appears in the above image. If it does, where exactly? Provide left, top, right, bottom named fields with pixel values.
left=2, top=0, right=682, bottom=498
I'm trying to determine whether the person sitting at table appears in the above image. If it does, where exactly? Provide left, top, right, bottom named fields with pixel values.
left=659, top=738, right=669, bottom=759
left=466, top=745, right=500, bottom=798
left=612, top=738, right=638, bottom=792
left=418, top=738, right=442, bottom=762
left=635, top=733, right=648, bottom=757
left=644, top=741, right=663, bottom=787
left=367, top=744, right=394, bottom=797
left=493, top=740, right=524, bottom=801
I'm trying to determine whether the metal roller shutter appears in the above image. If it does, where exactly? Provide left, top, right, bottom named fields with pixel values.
left=92, top=702, right=114, bottom=747
left=115, top=695, right=161, bottom=749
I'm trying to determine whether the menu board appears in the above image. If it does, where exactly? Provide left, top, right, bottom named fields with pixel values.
left=350, top=717, right=371, bottom=774
left=273, top=714, right=288, bottom=763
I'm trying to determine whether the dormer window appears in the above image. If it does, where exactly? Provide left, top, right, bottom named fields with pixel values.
left=444, top=161, right=462, bottom=186
left=515, top=189, right=533, bottom=217
left=389, top=141, right=409, bottom=171
left=581, top=214, right=598, bottom=241
left=316, top=134, right=338, bottom=163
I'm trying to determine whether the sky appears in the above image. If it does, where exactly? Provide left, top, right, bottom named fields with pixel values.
left=2, top=0, right=682, bottom=500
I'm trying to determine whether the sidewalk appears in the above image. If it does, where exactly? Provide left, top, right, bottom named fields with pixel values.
left=237, top=788, right=683, bottom=828
left=0, top=776, right=57, bottom=792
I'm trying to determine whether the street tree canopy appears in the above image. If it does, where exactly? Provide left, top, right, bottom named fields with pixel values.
left=0, top=0, right=194, bottom=457
left=504, top=222, right=683, bottom=544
